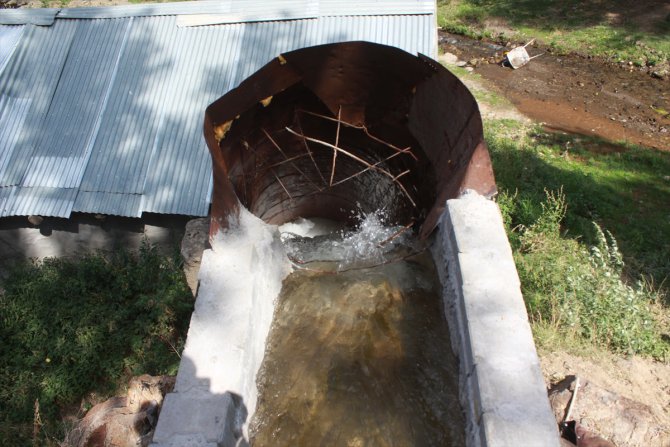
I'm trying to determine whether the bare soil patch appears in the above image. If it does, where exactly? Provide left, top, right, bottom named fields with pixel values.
left=541, top=350, right=670, bottom=446
left=440, top=32, right=670, bottom=151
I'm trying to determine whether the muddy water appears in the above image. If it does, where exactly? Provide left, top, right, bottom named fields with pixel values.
left=249, top=253, right=464, bottom=446
left=440, top=32, right=670, bottom=151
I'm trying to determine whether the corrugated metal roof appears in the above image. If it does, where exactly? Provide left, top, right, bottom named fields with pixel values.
left=0, top=1, right=436, bottom=218
left=60, top=0, right=319, bottom=21
left=0, top=26, right=24, bottom=73
left=0, top=9, right=58, bottom=26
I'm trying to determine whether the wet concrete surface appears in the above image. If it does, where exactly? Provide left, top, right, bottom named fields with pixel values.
left=440, top=32, right=670, bottom=151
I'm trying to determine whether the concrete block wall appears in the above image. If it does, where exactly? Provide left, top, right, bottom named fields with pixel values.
left=431, top=191, right=560, bottom=447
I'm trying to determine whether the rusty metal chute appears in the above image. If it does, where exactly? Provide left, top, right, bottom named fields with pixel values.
left=204, top=41, right=496, bottom=239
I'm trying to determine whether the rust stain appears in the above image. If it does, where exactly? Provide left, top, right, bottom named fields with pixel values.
left=213, top=120, right=232, bottom=142
left=204, top=41, right=496, bottom=240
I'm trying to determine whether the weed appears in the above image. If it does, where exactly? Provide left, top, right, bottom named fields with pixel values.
left=509, top=189, right=668, bottom=359
left=437, top=0, right=670, bottom=66
left=0, top=243, right=193, bottom=446
left=487, top=121, right=670, bottom=294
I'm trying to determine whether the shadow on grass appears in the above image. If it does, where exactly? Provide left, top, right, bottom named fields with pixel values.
left=0, top=245, right=194, bottom=446
left=487, top=124, right=670, bottom=300
left=443, top=0, right=670, bottom=36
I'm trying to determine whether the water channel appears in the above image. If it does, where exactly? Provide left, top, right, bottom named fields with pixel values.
left=249, top=215, right=465, bottom=446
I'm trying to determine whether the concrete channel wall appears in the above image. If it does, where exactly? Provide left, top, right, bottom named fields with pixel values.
left=152, top=209, right=291, bottom=447
left=431, top=191, right=560, bottom=447
left=152, top=193, right=560, bottom=446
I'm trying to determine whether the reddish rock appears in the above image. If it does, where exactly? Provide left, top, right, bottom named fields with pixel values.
left=65, top=375, right=175, bottom=447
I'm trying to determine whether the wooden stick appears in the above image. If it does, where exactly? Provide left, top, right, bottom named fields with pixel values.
left=295, top=115, right=328, bottom=186
left=263, top=153, right=311, bottom=170
left=393, top=169, right=411, bottom=181
left=285, top=126, right=417, bottom=207
left=298, top=108, right=417, bottom=160
left=564, top=376, right=580, bottom=422
left=285, top=127, right=395, bottom=178
left=331, top=151, right=406, bottom=187
left=273, top=172, right=293, bottom=200
left=523, top=38, right=536, bottom=48
left=377, top=220, right=414, bottom=247
left=262, top=128, right=323, bottom=192
left=330, top=106, right=341, bottom=186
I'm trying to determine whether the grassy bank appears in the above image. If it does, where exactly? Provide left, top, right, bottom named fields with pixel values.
left=0, top=244, right=193, bottom=446
left=437, top=0, right=670, bottom=68
left=485, top=119, right=669, bottom=360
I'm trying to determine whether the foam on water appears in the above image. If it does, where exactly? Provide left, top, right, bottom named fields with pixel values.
left=281, top=210, right=419, bottom=271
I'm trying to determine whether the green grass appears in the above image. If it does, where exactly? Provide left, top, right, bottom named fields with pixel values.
left=0, top=244, right=193, bottom=446
left=486, top=119, right=670, bottom=359
left=437, top=0, right=670, bottom=67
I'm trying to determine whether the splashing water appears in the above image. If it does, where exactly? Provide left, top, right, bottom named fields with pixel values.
left=281, top=210, right=419, bottom=271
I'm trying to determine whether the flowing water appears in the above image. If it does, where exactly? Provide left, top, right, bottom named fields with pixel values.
left=249, top=214, right=464, bottom=446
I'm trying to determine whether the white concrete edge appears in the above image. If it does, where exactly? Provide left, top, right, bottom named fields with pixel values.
left=431, top=190, right=560, bottom=447
left=152, top=208, right=292, bottom=447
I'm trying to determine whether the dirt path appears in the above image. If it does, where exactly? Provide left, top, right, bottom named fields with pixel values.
left=440, top=32, right=670, bottom=151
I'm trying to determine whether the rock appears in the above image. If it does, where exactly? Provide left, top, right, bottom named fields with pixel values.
left=0, top=0, right=28, bottom=6
left=548, top=375, right=669, bottom=447
left=651, top=70, right=668, bottom=80
left=437, top=52, right=459, bottom=66
left=65, top=375, right=175, bottom=447
left=180, top=218, right=210, bottom=295
left=27, top=215, right=43, bottom=226
left=468, top=58, right=479, bottom=67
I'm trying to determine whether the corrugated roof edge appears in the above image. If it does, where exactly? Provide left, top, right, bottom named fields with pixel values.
left=0, top=8, right=58, bottom=26
left=1, top=0, right=434, bottom=25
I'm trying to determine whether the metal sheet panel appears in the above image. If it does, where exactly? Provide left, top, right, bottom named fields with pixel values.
left=0, top=9, right=58, bottom=26
left=319, top=0, right=434, bottom=16
left=79, top=16, right=178, bottom=197
left=7, top=187, right=77, bottom=217
left=0, top=186, right=15, bottom=217
left=57, top=0, right=318, bottom=20
left=0, top=6, right=436, bottom=219
left=0, top=25, right=25, bottom=75
left=57, top=1, right=232, bottom=19
left=0, top=95, right=31, bottom=180
left=0, top=22, right=77, bottom=188
left=22, top=19, right=129, bottom=189
left=72, top=190, right=143, bottom=217
left=316, top=14, right=435, bottom=57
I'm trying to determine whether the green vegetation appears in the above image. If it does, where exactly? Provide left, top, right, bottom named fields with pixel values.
left=437, top=0, right=670, bottom=67
left=487, top=119, right=670, bottom=359
left=0, top=244, right=194, bottom=446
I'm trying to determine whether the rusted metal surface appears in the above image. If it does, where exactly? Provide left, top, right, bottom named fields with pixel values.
left=204, top=41, right=496, bottom=239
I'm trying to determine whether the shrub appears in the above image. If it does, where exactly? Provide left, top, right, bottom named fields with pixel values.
left=0, top=243, right=193, bottom=446
left=507, top=189, right=668, bottom=360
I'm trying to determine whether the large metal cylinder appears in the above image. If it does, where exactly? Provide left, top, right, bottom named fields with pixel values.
left=204, top=41, right=496, bottom=239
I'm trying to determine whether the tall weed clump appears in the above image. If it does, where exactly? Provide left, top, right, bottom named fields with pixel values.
left=0, top=243, right=193, bottom=446
left=500, top=189, right=668, bottom=360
